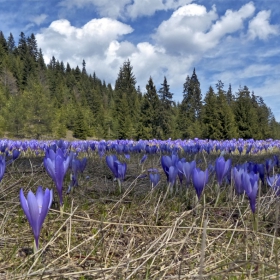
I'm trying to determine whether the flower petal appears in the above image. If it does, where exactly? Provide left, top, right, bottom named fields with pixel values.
left=27, top=191, right=40, bottom=242
left=35, top=186, right=44, bottom=214
left=19, top=189, right=32, bottom=225
left=38, top=189, right=50, bottom=232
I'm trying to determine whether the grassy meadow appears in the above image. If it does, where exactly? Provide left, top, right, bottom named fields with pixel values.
left=1, top=149, right=280, bottom=279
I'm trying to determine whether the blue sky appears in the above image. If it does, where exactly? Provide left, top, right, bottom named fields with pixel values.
left=1, top=0, right=279, bottom=121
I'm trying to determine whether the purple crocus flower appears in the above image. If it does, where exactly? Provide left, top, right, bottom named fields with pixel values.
left=106, top=154, right=127, bottom=193
left=44, top=148, right=70, bottom=206
left=192, top=168, right=209, bottom=199
left=0, top=155, right=5, bottom=182
left=242, top=172, right=259, bottom=213
left=20, top=186, right=53, bottom=250
left=12, top=149, right=21, bottom=160
left=267, top=174, right=280, bottom=195
left=149, top=173, right=160, bottom=188
left=177, top=160, right=196, bottom=187
left=115, top=160, right=127, bottom=182
left=106, top=155, right=119, bottom=178
left=140, top=154, right=147, bottom=164
left=265, top=159, right=274, bottom=175
left=67, top=154, right=87, bottom=193
left=167, top=165, right=178, bottom=188
left=215, top=156, right=231, bottom=186
left=161, top=154, right=179, bottom=181
left=233, top=167, right=245, bottom=195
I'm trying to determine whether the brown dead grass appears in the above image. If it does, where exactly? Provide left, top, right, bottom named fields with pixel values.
left=1, top=150, right=280, bottom=279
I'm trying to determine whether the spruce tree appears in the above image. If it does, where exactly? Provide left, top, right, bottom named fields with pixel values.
left=0, top=32, right=8, bottom=53
left=113, top=60, right=139, bottom=139
left=226, top=83, right=234, bottom=105
left=201, top=86, right=223, bottom=139
left=158, top=76, right=174, bottom=138
left=7, top=33, right=16, bottom=54
left=139, top=77, right=161, bottom=139
left=215, top=80, right=238, bottom=139
left=177, top=69, right=202, bottom=139
left=73, top=106, right=88, bottom=140
left=233, top=86, right=258, bottom=139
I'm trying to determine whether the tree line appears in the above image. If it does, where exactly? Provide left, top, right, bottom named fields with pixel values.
left=0, top=31, right=279, bottom=140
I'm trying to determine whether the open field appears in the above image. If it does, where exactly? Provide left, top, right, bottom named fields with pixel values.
left=1, top=149, right=280, bottom=279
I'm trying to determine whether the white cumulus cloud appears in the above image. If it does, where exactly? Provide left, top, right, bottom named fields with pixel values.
left=248, top=10, right=279, bottom=40
left=153, top=2, right=255, bottom=54
left=36, top=18, right=133, bottom=63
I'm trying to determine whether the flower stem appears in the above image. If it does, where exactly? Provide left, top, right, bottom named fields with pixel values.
left=60, top=204, right=64, bottom=217
left=34, top=239, right=38, bottom=254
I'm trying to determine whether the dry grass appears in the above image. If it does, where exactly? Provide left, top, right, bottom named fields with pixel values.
left=1, top=150, right=280, bottom=279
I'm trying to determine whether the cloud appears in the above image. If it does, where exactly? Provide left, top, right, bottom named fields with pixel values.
left=59, top=0, right=193, bottom=19
left=36, top=18, right=133, bottom=63
left=125, top=0, right=192, bottom=19
left=61, top=0, right=131, bottom=19
left=248, top=10, right=279, bottom=40
left=153, top=2, right=255, bottom=54
left=30, top=14, right=48, bottom=26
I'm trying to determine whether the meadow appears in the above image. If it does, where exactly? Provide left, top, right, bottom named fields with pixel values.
left=1, top=138, right=280, bottom=279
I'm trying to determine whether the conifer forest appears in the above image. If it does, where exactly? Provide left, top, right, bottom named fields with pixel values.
left=1, top=31, right=280, bottom=141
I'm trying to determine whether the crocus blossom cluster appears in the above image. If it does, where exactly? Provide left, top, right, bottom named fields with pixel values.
left=1, top=138, right=280, bottom=156
left=161, top=154, right=209, bottom=197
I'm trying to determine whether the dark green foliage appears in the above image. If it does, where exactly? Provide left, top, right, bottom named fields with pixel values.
left=177, top=69, right=203, bottom=139
left=139, top=77, right=161, bottom=139
left=233, top=86, right=259, bottom=139
left=7, top=33, right=16, bottom=53
left=0, top=31, right=280, bottom=140
left=215, top=81, right=238, bottom=139
left=158, top=76, right=175, bottom=138
left=201, top=86, right=223, bottom=139
left=113, top=60, right=140, bottom=139
left=73, top=107, right=88, bottom=140
left=21, top=80, right=54, bottom=139
left=0, top=31, right=8, bottom=54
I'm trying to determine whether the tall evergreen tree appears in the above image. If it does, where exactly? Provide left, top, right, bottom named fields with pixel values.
left=158, top=76, right=174, bottom=138
left=7, top=33, right=16, bottom=53
left=201, top=86, right=223, bottom=139
left=139, top=77, right=161, bottom=139
left=233, top=86, right=258, bottom=139
left=113, top=60, right=140, bottom=139
left=226, top=83, right=234, bottom=105
left=253, top=95, right=271, bottom=139
left=215, top=80, right=238, bottom=139
left=177, top=69, right=202, bottom=138
left=27, top=33, right=39, bottom=61
left=0, top=32, right=8, bottom=53
left=17, top=32, right=28, bottom=58
left=73, top=106, right=88, bottom=140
